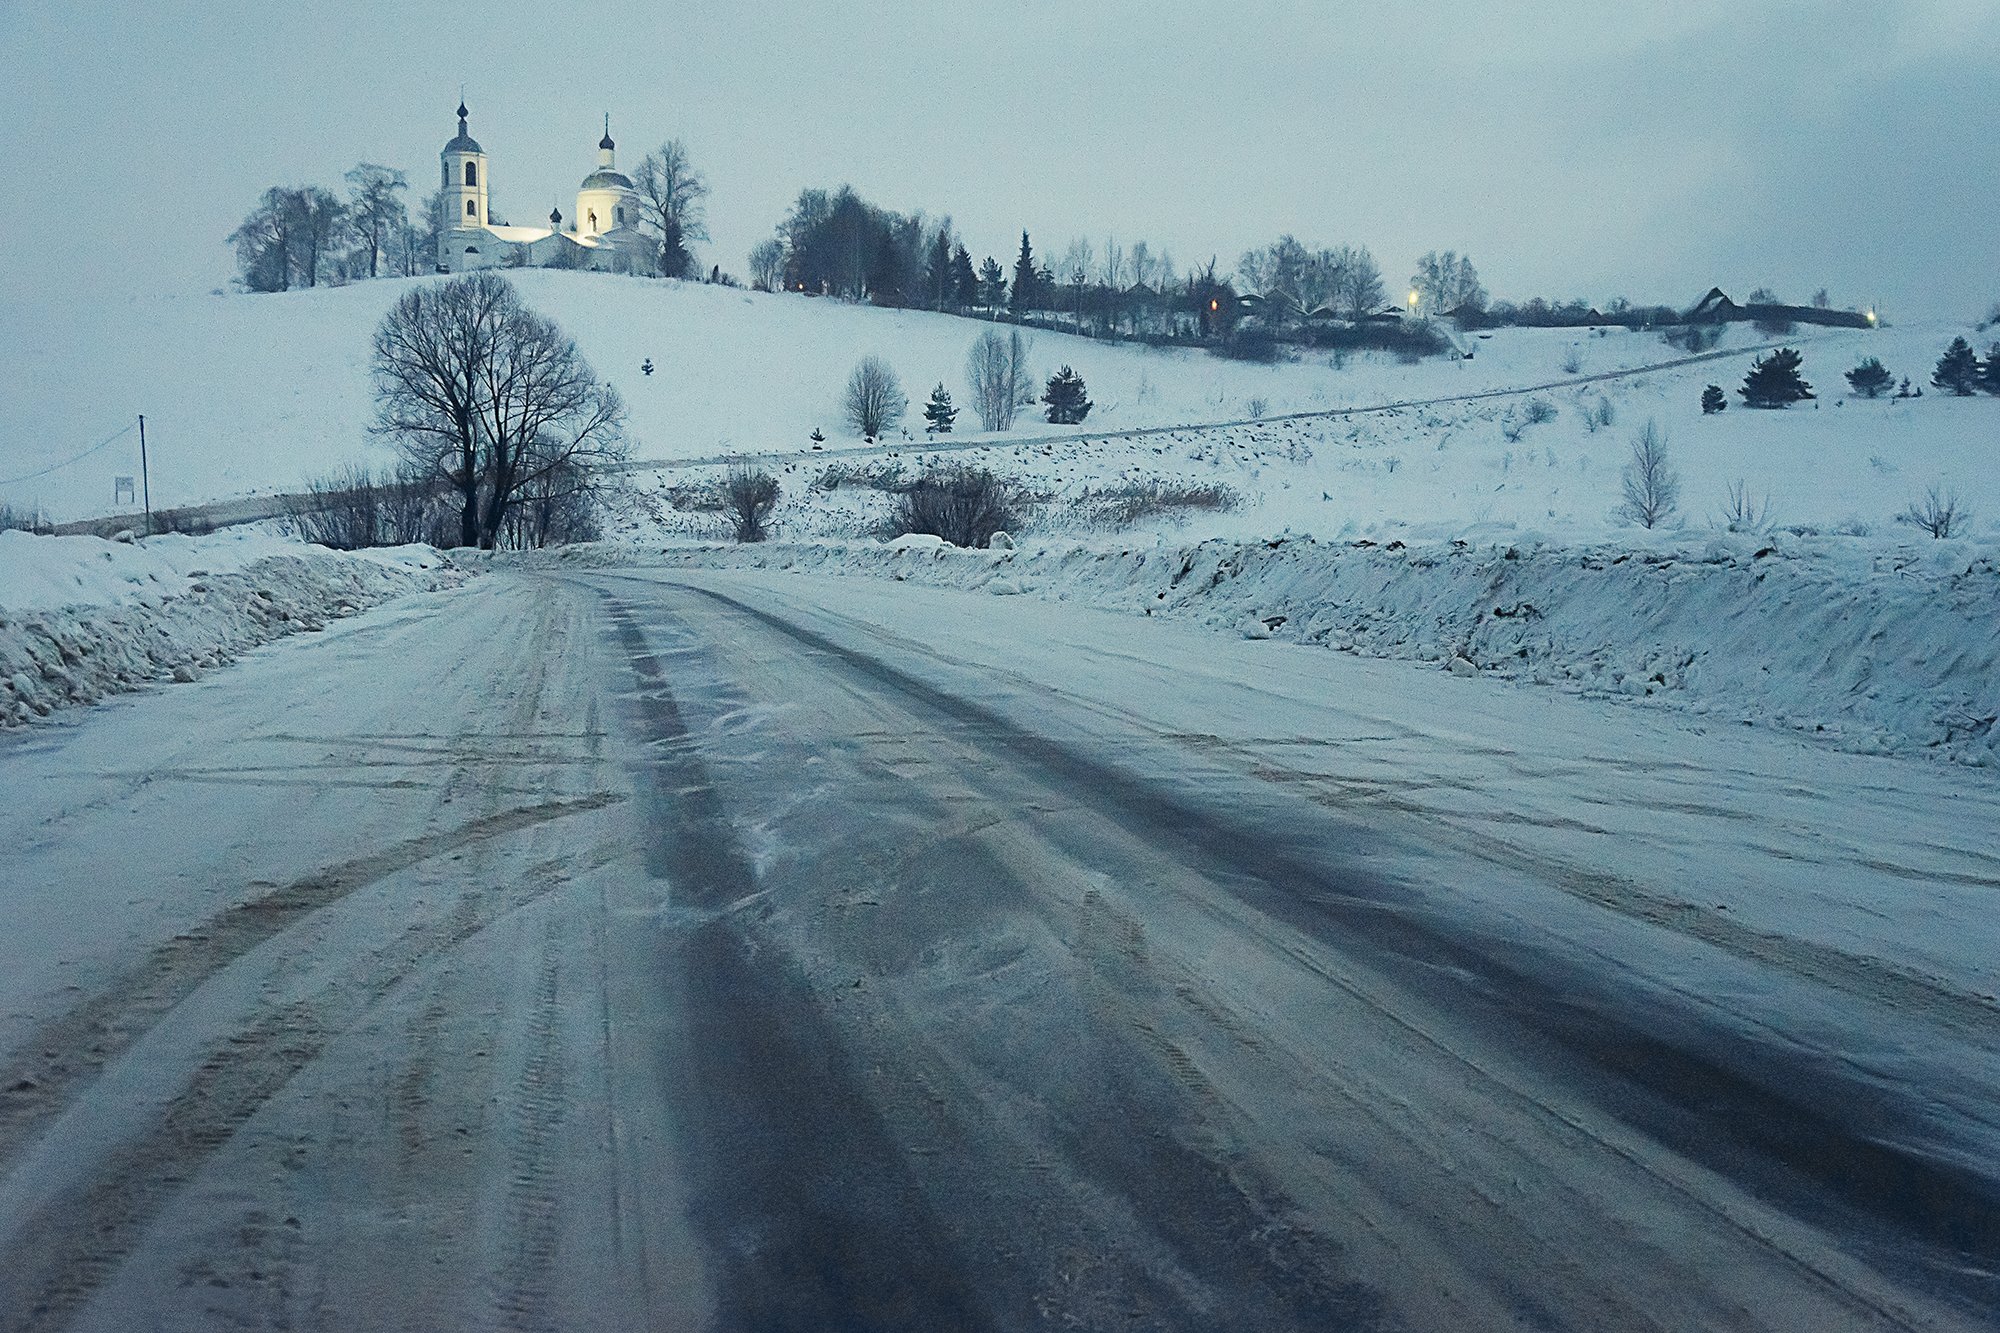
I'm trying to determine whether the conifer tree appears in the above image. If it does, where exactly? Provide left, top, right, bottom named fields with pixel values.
left=1701, top=384, right=1726, bottom=414
left=1982, top=343, right=2000, bottom=396
left=1932, top=337, right=1980, bottom=395
left=809, top=427, right=826, bottom=447
left=952, top=245, right=979, bottom=308
left=923, top=383, right=958, bottom=435
left=1844, top=357, right=1893, bottom=398
left=1010, top=233, right=1038, bottom=313
left=978, top=257, right=1006, bottom=311
left=1042, top=365, right=1092, bottom=424
left=1738, top=347, right=1814, bottom=408
left=926, top=231, right=954, bottom=310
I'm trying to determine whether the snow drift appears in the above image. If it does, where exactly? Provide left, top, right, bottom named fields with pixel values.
left=0, top=531, right=460, bottom=725
left=615, top=534, right=2000, bottom=766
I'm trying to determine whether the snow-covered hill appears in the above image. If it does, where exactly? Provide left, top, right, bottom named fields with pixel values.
left=3, top=271, right=1994, bottom=544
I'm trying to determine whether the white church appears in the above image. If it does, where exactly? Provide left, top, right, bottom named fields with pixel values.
left=437, top=102, right=656, bottom=275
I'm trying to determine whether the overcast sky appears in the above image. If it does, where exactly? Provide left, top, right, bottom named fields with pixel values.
left=2, top=1, right=1995, bottom=319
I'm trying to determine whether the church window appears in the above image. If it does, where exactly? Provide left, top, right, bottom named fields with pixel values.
left=615, top=207, right=625, bottom=225
left=466, top=200, right=476, bottom=217
left=465, top=161, right=478, bottom=187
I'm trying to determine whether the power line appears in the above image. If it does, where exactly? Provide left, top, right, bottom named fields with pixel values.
left=0, top=422, right=138, bottom=487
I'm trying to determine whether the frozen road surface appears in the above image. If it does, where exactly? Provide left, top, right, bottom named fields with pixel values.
left=2, top=565, right=1998, bottom=1331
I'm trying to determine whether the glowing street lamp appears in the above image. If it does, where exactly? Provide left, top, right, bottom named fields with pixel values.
left=1865, top=307, right=1878, bottom=325
left=1407, top=289, right=1420, bottom=316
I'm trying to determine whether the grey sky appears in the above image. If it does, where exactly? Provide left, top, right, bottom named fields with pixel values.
left=3, top=1, right=1994, bottom=318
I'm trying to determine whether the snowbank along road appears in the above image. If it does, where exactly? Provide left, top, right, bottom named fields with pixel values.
left=2, top=565, right=1998, bottom=1331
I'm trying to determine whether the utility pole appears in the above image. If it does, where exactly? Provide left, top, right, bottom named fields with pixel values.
left=138, top=414, right=152, bottom=536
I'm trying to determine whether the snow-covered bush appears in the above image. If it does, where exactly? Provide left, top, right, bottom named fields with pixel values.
left=887, top=467, right=1023, bottom=548
left=1897, top=486, right=1969, bottom=539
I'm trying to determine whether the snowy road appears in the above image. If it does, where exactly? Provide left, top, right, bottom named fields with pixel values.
left=2, top=566, right=1998, bottom=1330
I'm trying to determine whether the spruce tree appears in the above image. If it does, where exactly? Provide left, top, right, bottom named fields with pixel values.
left=1010, top=232, right=1038, bottom=313
left=926, top=232, right=954, bottom=309
left=1042, top=366, right=1092, bottom=424
left=1932, top=337, right=1980, bottom=395
left=979, top=256, right=1006, bottom=310
left=923, top=383, right=958, bottom=435
left=1701, top=384, right=1726, bottom=414
left=1844, top=357, right=1893, bottom=398
left=952, top=244, right=979, bottom=308
left=1982, top=343, right=2000, bottom=396
left=1738, top=347, right=1814, bottom=408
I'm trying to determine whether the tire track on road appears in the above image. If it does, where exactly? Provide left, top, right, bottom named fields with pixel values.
left=0, top=843, right=615, bottom=1333
left=0, top=794, right=622, bottom=1177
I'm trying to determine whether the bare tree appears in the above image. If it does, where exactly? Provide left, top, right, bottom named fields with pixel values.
left=724, top=468, right=780, bottom=541
left=1898, top=486, right=1968, bottom=538
left=844, top=356, right=907, bottom=438
left=344, top=163, right=409, bottom=280
left=227, top=188, right=300, bottom=292
left=748, top=238, right=785, bottom=292
left=1410, top=250, right=1486, bottom=315
left=1333, top=245, right=1384, bottom=319
left=293, top=187, right=346, bottom=289
left=371, top=272, right=627, bottom=549
left=967, top=328, right=1036, bottom=431
left=1618, top=420, right=1680, bottom=529
left=633, top=140, right=711, bottom=274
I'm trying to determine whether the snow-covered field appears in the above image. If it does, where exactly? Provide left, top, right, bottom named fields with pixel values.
left=11, top=269, right=1993, bottom=543
left=616, top=318, right=2000, bottom=549
left=0, top=530, right=458, bottom=725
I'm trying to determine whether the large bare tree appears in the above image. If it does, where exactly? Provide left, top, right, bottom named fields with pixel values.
left=843, top=357, right=907, bottom=439
left=633, top=139, right=710, bottom=276
left=966, top=329, right=1036, bottom=431
left=343, top=164, right=408, bottom=279
left=371, top=273, right=626, bottom=549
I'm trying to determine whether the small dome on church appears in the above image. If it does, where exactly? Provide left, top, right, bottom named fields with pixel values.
left=549, top=205, right=563, bottom=225
left=598, top=113, right=615, bottom=151
left=444, top=101, right=481, bottom=155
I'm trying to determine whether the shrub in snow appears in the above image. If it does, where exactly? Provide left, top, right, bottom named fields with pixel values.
left=1738, top=348, right=1814, bottom=408
left=1897, top=486, right=1969, bottom=539
left=1700, top=384, right=1727, bottom=414
left=1618, top=421, right=1680, bottom=529
left=1582, top=395, right=1615, bottom=432
left=844, top=356, right=907, bottom=438
left=1091, top=480, right=1240, bottom=527
left=1844, top=357, right=1894, bottom=399
left=1718, top=480, right=1772, bottom=533
left=1042, top=366, right=1093, bottom=425
left=1663, top=323, right=1722, bottom=353
left=0, top=503, right=54, bottom=535
left=725, top=468, right=780, bottom=543
left=1561, top=347, right=1583, bottom=375
left=887, top=467, right=1021, bottom=548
